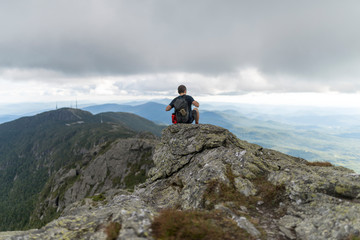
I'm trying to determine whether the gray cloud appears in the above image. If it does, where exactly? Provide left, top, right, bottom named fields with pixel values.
left=1, top=0, right=360, bottom=92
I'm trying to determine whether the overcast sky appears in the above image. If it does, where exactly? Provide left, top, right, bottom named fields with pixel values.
left=1, top=0, right=360, bottom=108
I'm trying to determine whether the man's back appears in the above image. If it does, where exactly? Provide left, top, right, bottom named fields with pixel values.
left=171, top=95, right=193, bottom=123
left=165, top=85, right=200, bottom=124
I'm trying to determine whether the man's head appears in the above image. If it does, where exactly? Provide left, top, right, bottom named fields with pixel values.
left=178, top=85, right=187, bottom=94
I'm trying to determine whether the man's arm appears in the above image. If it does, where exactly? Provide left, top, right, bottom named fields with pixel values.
left=192, top=100, right=200, bottom=108
left=165, top=105, right=172, bottom=111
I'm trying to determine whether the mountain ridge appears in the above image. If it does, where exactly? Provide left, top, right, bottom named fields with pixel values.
left=1, top=124, right=359, bottom=239
left=0, top=108, right=163, bottom=231
left=82, top=102, right=360, bottom=172
left=2, top=102, right=360, bottom=172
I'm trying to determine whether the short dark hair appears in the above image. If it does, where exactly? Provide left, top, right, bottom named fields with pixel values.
left=178, top=85, right=187, bottom=94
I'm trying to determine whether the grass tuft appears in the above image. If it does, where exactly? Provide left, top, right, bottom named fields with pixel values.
left=151, top=209, right=255, bottom=240
left=252, top=176, right=286, bottom=208
left=306, top=161, right=333, bottom=167
left=105, top=222, right=122, bottom=240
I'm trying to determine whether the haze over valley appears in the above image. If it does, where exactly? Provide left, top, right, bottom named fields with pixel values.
left=1, top=100, right=359, bottom=173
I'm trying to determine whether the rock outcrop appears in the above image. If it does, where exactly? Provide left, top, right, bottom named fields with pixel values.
left=29, top=134, right=157, bottom=228
left=1, top=124, right=360, bottom=240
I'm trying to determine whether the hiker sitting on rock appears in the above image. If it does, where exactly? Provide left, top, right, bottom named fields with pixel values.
left=166, top=85, right=200, bottom=124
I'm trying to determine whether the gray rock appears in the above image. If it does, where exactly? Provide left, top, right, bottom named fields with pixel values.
left=0, top=194, right=155, bottom=240
left=234, top=177, right=257, bottom=196
left=30, top=137, right=157, bottom=226
left=278, top=225, right=296, bottom=239
left=3, top=124, right=360, bottom=240
left=215, top=204, right=261, bottom=237
left=234, top=216, right=261, bottom=237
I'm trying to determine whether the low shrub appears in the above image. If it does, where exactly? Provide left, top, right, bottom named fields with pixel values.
left=151, top=209, right=254, bottom=240
left=105, top=222, right=121, bottom=240
left=306, top=161, right=333, bottom=167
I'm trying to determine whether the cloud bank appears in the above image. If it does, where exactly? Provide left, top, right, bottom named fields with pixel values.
left=1, top=0, right=360, bottom=95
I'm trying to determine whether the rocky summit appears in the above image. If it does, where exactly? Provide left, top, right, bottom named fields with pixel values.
left=1, top=124, right=360, bottom=240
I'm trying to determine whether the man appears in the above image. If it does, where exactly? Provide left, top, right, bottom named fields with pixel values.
left=166, top=85, right=200, bottom=124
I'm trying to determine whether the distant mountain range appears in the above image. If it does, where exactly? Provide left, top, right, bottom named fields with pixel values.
left=0, top=115, right=21, bottom=124
left=83, top=102, right=171, bottom=125
left=5, top=101, right=356, bottom=172
left=83, top=101, right=235, bottom=128
left=83, top=102, right=360, bottom=173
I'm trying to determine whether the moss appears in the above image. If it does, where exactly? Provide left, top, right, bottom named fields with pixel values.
left=91, top=193, right=106, bottom=202
left=335, top=186, right=347, bottom=194
left=151, top=209, right=255, bottom=240
left=195, top=143, right=203, bottom=152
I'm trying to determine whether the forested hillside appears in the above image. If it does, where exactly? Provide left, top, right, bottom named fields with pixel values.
left=0, top=108, right=163, bottom=230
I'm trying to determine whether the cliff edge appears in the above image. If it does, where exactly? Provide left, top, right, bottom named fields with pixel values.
left=1, top=124, right=360, bottom=240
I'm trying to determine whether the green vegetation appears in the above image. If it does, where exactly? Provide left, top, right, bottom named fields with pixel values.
left=51, top=175, right=80, bottom=199
left=91, top=193, right=106, bottom=202
left=88, top=193, right=108, bottom=207
left=28, top=169, right=82, bottom=229
left=111, top=150, right=154, bottom=190
left=202, top=166, right=286, bottom=211
left=151, top=209, right=255, bottom=240
left=123, top=150, right=154, bottom=190
left=99, top=112, right=164, bottom=137
left=29, top=206, right=61, bottom=229
left=98, top=141, right=114, bottom=156
left=0, top=108, right=163, bottom=231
